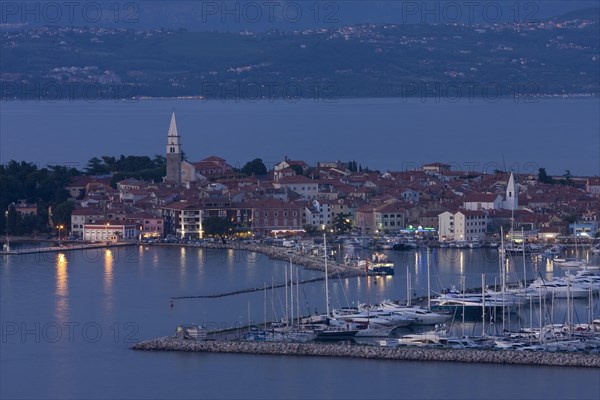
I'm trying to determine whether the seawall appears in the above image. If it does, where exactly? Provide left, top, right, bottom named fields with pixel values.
left=132, top=337, right=600, bottom=368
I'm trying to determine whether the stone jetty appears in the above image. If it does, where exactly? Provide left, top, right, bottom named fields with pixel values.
left=132, top=337, right=600, bottom=368
left=158, top=241, right=363, bottom=278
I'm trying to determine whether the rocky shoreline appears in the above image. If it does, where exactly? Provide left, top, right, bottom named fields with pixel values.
left=132, top=337, right=600, bottom=368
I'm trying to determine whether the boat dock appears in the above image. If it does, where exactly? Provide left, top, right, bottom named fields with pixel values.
left=132, top=336, right=600, bottom=368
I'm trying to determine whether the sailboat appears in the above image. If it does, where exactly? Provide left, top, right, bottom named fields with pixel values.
left=314, top=233, right=359, bottom=340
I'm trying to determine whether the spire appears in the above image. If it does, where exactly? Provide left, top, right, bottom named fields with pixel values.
left=168, top=111, right=179, bottom=138
left=504, top=172, right=518, bottom=211
left=166, top=111, right=181, bottom=154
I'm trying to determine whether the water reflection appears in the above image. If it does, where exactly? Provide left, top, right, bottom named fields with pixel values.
left=104, top=249, right=114, bottom=314
left=180, top=247, right=187, bottom=278
left=55, top=253, right=69, bottom=322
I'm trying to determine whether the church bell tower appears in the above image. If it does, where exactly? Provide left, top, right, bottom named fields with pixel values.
left=165, top=111, right=182, bottom=185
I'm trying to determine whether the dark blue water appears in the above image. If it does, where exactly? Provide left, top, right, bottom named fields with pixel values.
left=1, top=98, right=598, bottom=176
left=1, top=246, right=599, bottom=399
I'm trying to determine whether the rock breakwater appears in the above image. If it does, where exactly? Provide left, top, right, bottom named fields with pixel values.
left=132, top=337, right=600, bottom=368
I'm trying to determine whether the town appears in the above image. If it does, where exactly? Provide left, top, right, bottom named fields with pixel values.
left=2, top=112, right=599, bottom=248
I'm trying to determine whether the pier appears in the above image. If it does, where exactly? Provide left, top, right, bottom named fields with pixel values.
left=156, top=241, right=364, bottom=278
left=0, top=242, right=135, bottom=255
left=132, top=337, right=600, bottom=368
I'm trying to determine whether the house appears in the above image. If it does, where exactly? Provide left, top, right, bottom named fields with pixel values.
left=161, top=200, right=203, bottom=239
left=247, top=200, right=304, bottom=237
left=70, top=208, right=105, bottom=238
left=454, top=210, right=488, bottom=242
left=355, top=204, right=376, bottom=235
left=422, top=162, right=451, bottom=173
left=14, top=200, right=37, bottom=216
left=192, top=156, right=234, bottom=178
left=463, top=193, right=503, bottom=211
left=437, top=211, right=455, bottom=241
left=82, top=220, right=138, bottom=242
left=126, top=212, right=164, bottom=238
left=272, top=175, right=319, bottom=200
left=373, top=202, right=407, bottom=233
left=586, top=178, right=600, bottom=198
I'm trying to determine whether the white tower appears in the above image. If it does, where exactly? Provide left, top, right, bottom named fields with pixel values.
left=165, top=111, right=182, bottom=185
left=504, top=172, right=518, bottom=211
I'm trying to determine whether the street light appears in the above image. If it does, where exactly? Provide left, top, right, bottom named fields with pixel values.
left=57, top=225, right=64, bottom=247
left=4, top=208, right=9, bottom=252
left=105, top=223, right=110, bottom=244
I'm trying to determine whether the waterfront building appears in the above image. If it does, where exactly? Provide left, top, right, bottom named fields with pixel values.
left=161, top=200, right=203, bottom=239
left=82, top=220, right=138, bottom=242
left=453, top=210, right=488, bottom=242
left=70, top=207, right=106, bottom=238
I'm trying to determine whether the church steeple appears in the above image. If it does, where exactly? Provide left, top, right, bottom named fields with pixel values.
left=166, top=111, right=180, bottom=155
left=504, top=172, right=518, bottom=211
left=165, top=111, right=182, bottom=185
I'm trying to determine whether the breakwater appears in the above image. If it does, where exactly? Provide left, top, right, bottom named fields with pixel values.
left=0, top=242, right=134, bottom=255
left=132, top=337, right=600, bottom=368
left=156, top=241, right=363, bottom=277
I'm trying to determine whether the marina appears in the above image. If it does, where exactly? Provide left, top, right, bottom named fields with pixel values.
left=2, top=240, right=600, bottom=399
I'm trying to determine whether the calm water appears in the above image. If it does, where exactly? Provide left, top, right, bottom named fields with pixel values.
left=1, top=245, right=599, bottom=399
left=1, top=98, right=599, bottom=176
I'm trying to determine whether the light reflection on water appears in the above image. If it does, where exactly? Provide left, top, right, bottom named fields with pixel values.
left=55, top=252, right=68, bottom=323
left=104, top=250, right=114, bottom=315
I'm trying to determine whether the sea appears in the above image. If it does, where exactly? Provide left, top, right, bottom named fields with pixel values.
left=1, top=244, right=599, bottom=400
left=0, top=97, right=599, bottom=176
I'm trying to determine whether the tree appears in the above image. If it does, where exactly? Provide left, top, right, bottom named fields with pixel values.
left=332, top=213, right=353, bottom=234
left=289, top=164, right=303, bottom=176
left=303, top=224, right=319, bottom=236
left=241, top=158, right=267, bottom=176
left=202, top=216, right=234, bottom=243
left=561, top=170, right=574, bottom=186
left=538, top=168, right=554, bottom=184
left=85, top=157, right=108, bottom=175
left=52, top=201, right=74, bottom=228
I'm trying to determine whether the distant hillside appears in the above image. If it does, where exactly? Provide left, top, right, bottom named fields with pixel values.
left=0, top=2, right=597, bottom=31
left=2, top=13, right=598, bottom=100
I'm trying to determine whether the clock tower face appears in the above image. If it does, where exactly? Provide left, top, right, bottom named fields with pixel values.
left=181, top=170, right=187, bottom=176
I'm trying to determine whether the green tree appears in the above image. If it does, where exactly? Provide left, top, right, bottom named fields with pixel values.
left=538, top=168, right=554, bottom=184
left=332, top=213, right=353, bottom=234
left=289, top=164, right=303, bottom=176
left=241, top=158, right=267, bottom=176
left=52, top=201, right=74, bottom=228
left=85, top=157, right=108, bottom=175
left=561, top=170, right=574, bottom=186
left=202, top=216, right=234, bottom=243
left=303, top=224, right=319, bottom=236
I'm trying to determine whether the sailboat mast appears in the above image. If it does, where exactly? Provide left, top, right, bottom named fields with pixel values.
left=461, top=275, right=465, bottom=337
left=290, top=258, right=294, bottom=327
left=481, top=273, right=486, bottom=337
left=521, top=227, right=526, bottom=286
left=427, top=247, right=431, bottom=310
left=296, top=267, right=300, bottom=327
left=324, top=233, right=330, bottom=317
left=285, top=267, right=288, bottom=327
